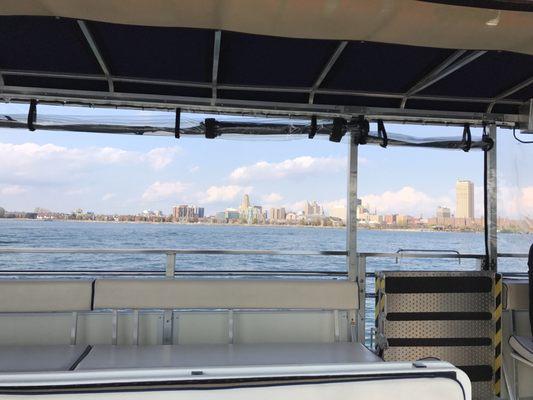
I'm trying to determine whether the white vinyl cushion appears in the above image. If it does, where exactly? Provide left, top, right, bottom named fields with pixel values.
left=509, top=335, right=533, bottom=363
left=93, top=279, right=358, bottom=310
left=503, top=280, right=529, bottom=310
left=0, top=279, right=93, bottom=312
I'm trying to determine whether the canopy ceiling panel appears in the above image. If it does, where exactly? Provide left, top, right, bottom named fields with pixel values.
left=0, top=17, right=100, bottom=73
left=419, top=52, right=533, bottom=99
left=87, top=22, right=214, bottom=82
left=320, top=43, right=455, bottom=94
left=218, top=32, right=338, bottom=87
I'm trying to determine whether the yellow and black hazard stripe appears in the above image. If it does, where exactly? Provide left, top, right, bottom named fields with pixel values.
left=374, top=275, right=386, bottom=354
left=492, top=273, right=502, bottom=397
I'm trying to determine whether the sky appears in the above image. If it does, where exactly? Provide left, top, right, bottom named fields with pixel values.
left=0, top=103, right=531, bottom=219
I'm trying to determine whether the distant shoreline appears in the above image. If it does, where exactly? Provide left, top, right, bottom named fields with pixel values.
left=1, top=218, right=528, bottom=234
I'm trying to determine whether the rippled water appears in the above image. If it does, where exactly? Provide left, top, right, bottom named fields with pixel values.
left=0, top=219, right=530, bottom=274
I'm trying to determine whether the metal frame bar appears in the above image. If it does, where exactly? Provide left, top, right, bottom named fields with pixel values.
left=401, top=50, right=486, bottom=108
left=0, top=68, right=522, bottom=106
left=486, top=124, right=498, bottom=271
left=211, top=30, right=222, bottom=105
left=487, top=76, right=533, bottom=112
left=132, top=309, right=140, bottom=345
left=0, top=84, right=522, bottom=127
left=309, top=41, right=348, bottom=104
left=162, top=310, right=173, bottom=345
left=347, top=132, right=358, bottom=282
left=111, top=309, right=118, bottom=345
left=77, top=20, right=114, bottom=93
left=70, top=312, right=78, bottom=345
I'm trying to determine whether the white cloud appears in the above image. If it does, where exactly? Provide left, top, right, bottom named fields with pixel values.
left=261, top=192, right=283, bottom=204
left=323, top=198, right=347, bottom=211
left=201, top=185, right=252, bottom=204
left=188, top=165, right=200, bottom=173
left=141, top=181, right=188, bottom=202
left=229, top=156, right=346, bottom=183
left=142, top=147, right=181, bottom=170
left=361, top=186, right=451, bottom=217
left=0, top=185, right=27, bottom=195
left=0, top=142, right=181, bottom=185
left=102, top=193, right=116, bottom=201
left=498, top=185, right=533, bottom=218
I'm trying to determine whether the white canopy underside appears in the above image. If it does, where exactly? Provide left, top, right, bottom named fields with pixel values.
left=2, top=0, right=533, bottom=55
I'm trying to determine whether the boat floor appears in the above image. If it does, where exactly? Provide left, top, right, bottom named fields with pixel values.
left=0, top=343, right=382, bottom=373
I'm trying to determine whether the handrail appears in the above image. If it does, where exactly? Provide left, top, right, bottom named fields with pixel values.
left=0, top=248, right=347, bottom=256
left=394, top=248, right=462, bottom=264
left=0, top=247, right=527, bottom=258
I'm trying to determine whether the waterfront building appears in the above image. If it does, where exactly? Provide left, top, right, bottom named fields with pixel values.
left=456, top=180, right=474, bottom=219
left=239, top=194, right=251, bottom=216
left=436, top=206, right=451, bottom=219
left=269, top=207, right=286, bottom=222
left=304, top=201, right=322, bottom=216
left=172, top=205, right=204, bottom=222
left=329, top=205, right=347, bottom=222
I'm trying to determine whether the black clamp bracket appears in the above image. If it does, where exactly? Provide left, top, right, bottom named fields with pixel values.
left=377, top=119, right=388, bottom=148
left=174, top=108, right=181, bottom=139
left=461, top=123, right=472, bottom=152
left=329, top=117, right=347, bottom=142
left=354, top=116, right=369, bottom=145
left=309, top=115, right=317, bottom=139
left=205, top=118, right=218, bottom=139
left=27, top=99, right=37, bottom=132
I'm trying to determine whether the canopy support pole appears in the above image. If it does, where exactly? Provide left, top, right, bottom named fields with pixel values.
left=347, top=131, right=364, bottom=341
left=485, top=124, right=498, bottom=271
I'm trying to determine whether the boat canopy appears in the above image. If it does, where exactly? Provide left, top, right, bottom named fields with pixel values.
left=0, top=0, right=532, bottom=127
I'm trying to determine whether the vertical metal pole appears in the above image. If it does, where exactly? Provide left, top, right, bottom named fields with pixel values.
left=357, top=256, right=366, bottom=343
left=70, top=312, right=78, bottom=345
left=347, top=131, right=364, bottom=342
left=347, top=132, right=358, bottom=280
left=162, top=310, right=174, bottom=344
left=228, top=310, right=235, bottom=344
left=166, top=252, right=176, bottom=277
left=487, top=124, right=498, bottom=271
left=111, top=310, right=118, bottom=345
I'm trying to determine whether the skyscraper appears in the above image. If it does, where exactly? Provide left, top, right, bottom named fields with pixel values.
left=456, top=180, right=474, bottom=219
left=240, top=194, right=250, bottom=216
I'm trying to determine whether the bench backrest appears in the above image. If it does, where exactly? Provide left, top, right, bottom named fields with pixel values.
left=0, top=279, right=93, bottom=312
left=93, top=278, right=358, bottom=310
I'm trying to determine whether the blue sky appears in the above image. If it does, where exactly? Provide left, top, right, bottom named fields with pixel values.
left=0, top=103, right=530, bottom=218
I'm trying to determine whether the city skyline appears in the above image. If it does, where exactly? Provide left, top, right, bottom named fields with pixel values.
left=0, top=104, right=531, bottom=221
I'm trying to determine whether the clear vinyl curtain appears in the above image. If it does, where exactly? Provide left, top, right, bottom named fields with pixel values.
left=497, top=129, right=533, bottom=272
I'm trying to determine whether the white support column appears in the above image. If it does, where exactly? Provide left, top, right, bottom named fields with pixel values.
left=347, top=131, right=365, bottom=343
left=486, top=124, right=498, bottom=271
left=347, top=132, right=358, bottom=281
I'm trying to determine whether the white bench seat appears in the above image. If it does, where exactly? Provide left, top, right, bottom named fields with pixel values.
left=509, top=335, right=533, bottom=363
left=75, top=343, right=381, bottom=370
left=0, top=345, right=89, bottom=372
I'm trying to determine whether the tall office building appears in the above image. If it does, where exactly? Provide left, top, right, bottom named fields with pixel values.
left=456, top=180, right=474, bottom=219
left=240, top=194, right=250, bottom=215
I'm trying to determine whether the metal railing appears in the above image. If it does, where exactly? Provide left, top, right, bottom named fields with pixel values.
left=0, top=248, right=528, bottom=277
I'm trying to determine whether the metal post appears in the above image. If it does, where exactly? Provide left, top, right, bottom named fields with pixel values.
left=487, top=124, right=498, bottom=271
left=357, top=256, right=366, bottom=343
left=162, top=310, right=174, bottom=345
left=347, top=132, right=358, bottom=281
left=348, top=131, right=364, bottom=343
left=166, top=252, right=176, bottom=277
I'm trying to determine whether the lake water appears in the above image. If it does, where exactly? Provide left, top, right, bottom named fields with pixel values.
left=0, top=219, right=530, bottom=274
